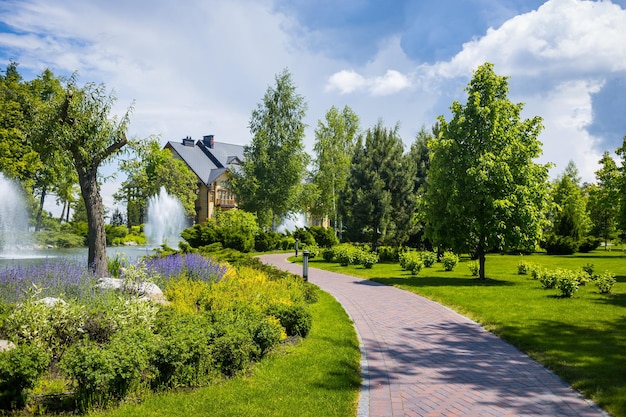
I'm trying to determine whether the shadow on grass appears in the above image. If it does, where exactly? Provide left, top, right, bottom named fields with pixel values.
left=367, top=275, right=515, bottom=288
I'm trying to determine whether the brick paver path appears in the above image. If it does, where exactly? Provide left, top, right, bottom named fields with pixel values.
left=259, top=254, right=608, bottom=417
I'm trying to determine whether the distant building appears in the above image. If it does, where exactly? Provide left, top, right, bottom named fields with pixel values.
left=165, top=135, right=244, bottom=224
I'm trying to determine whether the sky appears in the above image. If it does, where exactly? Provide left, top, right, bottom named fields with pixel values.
left=1, top=0, right=626, bottom=215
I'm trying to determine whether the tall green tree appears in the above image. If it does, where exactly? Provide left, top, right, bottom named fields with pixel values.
left=549, top=161, right=590, bottom=241
left=32, top=77, right=132, bottom=276
left=312, top=105, right=360, bottom=234
left=229, top=69, right=308, bottom=230
left=115, top=137, right=197, bottom=226
left=587, top=151, right=620, bottom=247
left=422, top=62, right=550, bottom=279
left=340, top=121, right=415, bottom=247
left=616, top=135, right=626, bottom=236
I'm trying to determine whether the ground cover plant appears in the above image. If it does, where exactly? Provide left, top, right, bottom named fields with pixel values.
left=0, top=252, right=317, bottom=414
left=303, top=249, right=626, bottom=417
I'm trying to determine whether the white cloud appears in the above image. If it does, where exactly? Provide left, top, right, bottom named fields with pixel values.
left=325, top=70, right=368, bottom=94
left=370, top=70, right=411, bottom=95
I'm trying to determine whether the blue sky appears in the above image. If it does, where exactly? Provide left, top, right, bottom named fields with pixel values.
left=1, top=0, right=626, bottom=212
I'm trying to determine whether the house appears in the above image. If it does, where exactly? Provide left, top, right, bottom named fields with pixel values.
left=165, top=135, right=244, bottom=224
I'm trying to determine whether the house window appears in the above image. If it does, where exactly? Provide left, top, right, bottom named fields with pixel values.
left=216, top=188, right=235, bottom=207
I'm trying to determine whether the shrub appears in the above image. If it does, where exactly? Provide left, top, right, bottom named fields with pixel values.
left=152, top=312, right=216, bottom=389
left=334, top=244, right=358, bottom=266
left=517, top=260, right=529, bottom=275
left=595, top=271, right=616, bottom=294
left=420, top=251, right=437, bottom=268
left=254, top=231, right=282, bottom=252
left=441, top=252, right=459, bottom=271
left=308, top=226, right=339, bottom=248
left=302, top=243, right=319, bottom=259
left=539, top=269, right=559, bottom=289
left=180, top=222, right=220, bottom=248
left=578, top=236, right=601, bottom=253
left=321, top=247, right=335, bottom=262
left=266, top=303, right=312, bottom=337
left=358, top=251, right=379, bottom=269
left=280, top=236, right=296, bottom=251
left=213, top=327, right=258, bottom=377
left=399, top=251, right=423, bottom=275
left=0, top=343, right=50, bottom=410
left=252, top=316, right=285, bottom=357
left=529, top=264, right=543, bottom=280
left=105, top=224, right=128, bottom=246
left=582, top=263, right=594, bottom=277
left=292, top=227, right=315, bottom=246
left=468, top=261, right=479, bottom=277
left=377, top=246, right=399, bottom=263
left=541, top=234, right=578, bottom=255
left=556, top=271, right=579, bottom=297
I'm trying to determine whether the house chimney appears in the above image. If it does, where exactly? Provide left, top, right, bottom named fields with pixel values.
left=203, top=135, right=215, bottom=148
left=182, top=136, right=194, bottom=146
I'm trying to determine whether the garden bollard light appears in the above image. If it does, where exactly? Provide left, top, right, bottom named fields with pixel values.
left=295, top=238, right=299, bottom=257
left=302, top=250, right=309, bottom=282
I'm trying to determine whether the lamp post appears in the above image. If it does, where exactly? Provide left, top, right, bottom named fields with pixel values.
left=302, top=250, right=309, bottom=282
left=295, top=238, right=299, bottom=257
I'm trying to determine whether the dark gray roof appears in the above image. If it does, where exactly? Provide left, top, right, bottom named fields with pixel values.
left=167, top=139, right=245, bottom=186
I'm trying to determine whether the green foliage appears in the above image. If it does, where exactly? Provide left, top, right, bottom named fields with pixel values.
left=105, top=224, right=127, bottom=246
left=340, top=121, right=418, bottom=247
left=254, top=230, right=282, bottom=252
left=420, top=251, right=437, bottom=268
left=0, top=343, right=50, bottom=410
left=578, top=236, right=602, bottom=253
left=377, top=245, right=400, bottom=262
left=358, top=251, right=379, bottom=269
left=215, top=209, right=259, bottom=253
left=322, top=247, right=335, bottom=262
left=311, top=105, right=359, bottom=229
left=266, top=303, right=312, bottom=338
left=399, top=251, right=423, bottom=275
left=517, top=260, right=529, bottom=275
left=539, top=269, right=560, bottom=289
left=152, top=312, right=216, bottom=389
left=293, top=227, right=315, bottom=246
left=308, top=226, right=339, bottom=248
left=595, top=271, right=616, bottom=294
left=334, top=243, right=358, bottom=266
left=229, top=69, right=309, bottom=229
left=468, top=261, right=480, bottom=277
left=541, top=234, right=579, bottom=255
left=213, top=326, right=258, bottom=377
left=34, top=230, right=85, bottom=248
left=441, top=252, right=459, bottom=271
left=582, top=263, right=594, bottom=277
left=556, top=270, right=579, bottom=297
left=302, top=243, right=319, bottom=259
left=181, top=222, right=220, bottom=247
left=423, top=62, right=549, bottom=280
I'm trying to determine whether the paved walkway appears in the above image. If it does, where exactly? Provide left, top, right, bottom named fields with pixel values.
left=259, top=254, right=608, bottom=417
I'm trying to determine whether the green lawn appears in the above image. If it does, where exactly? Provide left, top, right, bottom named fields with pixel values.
left=304, top=249, right=626, bottom=417
left=92, top=288, right=360, bottom=417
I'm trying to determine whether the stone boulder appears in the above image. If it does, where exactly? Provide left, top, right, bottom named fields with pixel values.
left=96, top=277, right=167, bottom=305
left=0, top=340, right=15, bottom=352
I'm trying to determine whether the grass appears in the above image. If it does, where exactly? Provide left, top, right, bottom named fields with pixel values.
left=91, top=288, right=360, bottom=417
left=301, top=249, right=626, bottom=417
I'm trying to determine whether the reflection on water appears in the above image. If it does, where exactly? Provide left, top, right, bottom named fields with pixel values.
left=0, top=246, right=156, bottom=268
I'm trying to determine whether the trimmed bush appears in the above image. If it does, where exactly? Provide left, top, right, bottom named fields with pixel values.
left=578, top=236, right=601, bottom=253
left=255, top=231, right=282, bottom=252
left=399, top=251, right=423, bottom=275
left=358, top=251, right=379, bottom=269
left=420, top=251, right=437, bottom=268
left=213, top=327, right=258, bottom=377
left=595, top=271, right=616, bottom=294
left=541, top=234, right=578, bottom=255
left=517, top=260, right=529, bottom=275
left=539, top=269, right=559, bottom=289
left=334, top=244, right=358, bottom=266
left=321, top=248, right=335, bottom=262
left=302, top=243, right=319, bottom=259
left=377, top=246, right=399, bottom=263
left=441, top=252, right=459, bottom=271
left=308, top=226, right=339, bottom=248
left=556, top=270, right=579, bottom=297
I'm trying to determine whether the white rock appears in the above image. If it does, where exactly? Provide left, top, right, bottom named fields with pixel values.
left=36, top=297, right=67, bottom=307
left=0, top=340, right=15, bottom=352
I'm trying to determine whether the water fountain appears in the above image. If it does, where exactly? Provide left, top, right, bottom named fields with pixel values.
left=144, top=187, right=188, bottom=248
left=0, top=173, right=31, bottom=258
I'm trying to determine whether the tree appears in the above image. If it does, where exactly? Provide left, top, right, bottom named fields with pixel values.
left=229, top=69, right=308, bottom=230
left=312, top=105, right=360, bottom=234
left=422, top=63, right=550, bottom=279
left=115, top=137, right=197, bottom=226
left=32, top=77, right=132, bottom=276
left=616, top=135, right=626, bottom=236
left=549, top=161, right=590, bottom=241
left=587, top=151, right=620, bottom=247
left=340, top=120, right=415, bottom=247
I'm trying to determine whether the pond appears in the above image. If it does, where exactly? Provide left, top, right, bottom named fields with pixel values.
left=0, top=245, right=157, bottom=268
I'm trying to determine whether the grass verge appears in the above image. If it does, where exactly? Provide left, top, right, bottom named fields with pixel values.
left=300, top=250, right=626, bottom=417
left=91, top=288, right=360, bottom=417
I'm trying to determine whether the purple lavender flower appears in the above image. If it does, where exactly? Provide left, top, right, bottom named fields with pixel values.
left=144, top=253, right=227, bottom=285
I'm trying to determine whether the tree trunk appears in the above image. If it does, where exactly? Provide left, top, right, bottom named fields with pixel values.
left=477, top=242, right=486, bottom=280
left=35, top=185, right=47, bottom=232
left=59, top=200, right=67, bottom=223
left=77, top=168, right=107, bottom=277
